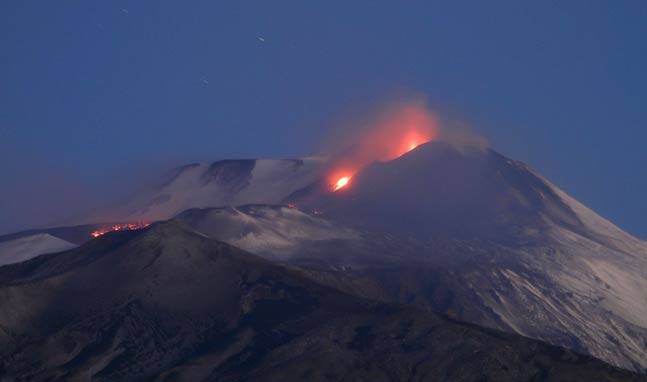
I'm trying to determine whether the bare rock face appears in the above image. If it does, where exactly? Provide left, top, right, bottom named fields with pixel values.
left=0, top=222, right=641, bottom=381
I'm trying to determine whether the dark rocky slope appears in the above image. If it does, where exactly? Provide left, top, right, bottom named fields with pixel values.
left=0, top=221, right=641, bottom=381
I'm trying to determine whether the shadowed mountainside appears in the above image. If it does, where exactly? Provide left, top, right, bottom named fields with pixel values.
left=169, top=142, right=647, bottom=371
left=4, top=141, right=647, bottom=373
left=0, top=221, right=642, bottom=381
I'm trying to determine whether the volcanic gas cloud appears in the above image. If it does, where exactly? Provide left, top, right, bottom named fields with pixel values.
left=326, top=103, right=438, bottom=191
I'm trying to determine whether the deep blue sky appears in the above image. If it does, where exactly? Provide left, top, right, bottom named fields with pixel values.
left=1, top=1, right=646, bottom=237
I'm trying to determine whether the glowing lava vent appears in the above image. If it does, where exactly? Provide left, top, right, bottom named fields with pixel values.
left=91, top=222, right=150, bottom=238
left=333, top=176, right=351, bottom=191
left=325, top=102, right=438, bottom=193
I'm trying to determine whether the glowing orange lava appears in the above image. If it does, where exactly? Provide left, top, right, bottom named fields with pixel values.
left=325, top=102, right=439, bottom=193
left=396, top=129, right=431, bottom=158
left=407, top=140, right=423, bottom=152
left=333, top=176, right=350, bottom=191
left=91, top=222, right=150, bottom=238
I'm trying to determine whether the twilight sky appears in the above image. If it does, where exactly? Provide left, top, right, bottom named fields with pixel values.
left=1, top=1, right=646, bottom=237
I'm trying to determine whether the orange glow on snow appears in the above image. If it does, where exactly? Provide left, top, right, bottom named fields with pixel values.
left=91, top=222, right=150, bottom=238
left=333, top=176, right=350, bottom=191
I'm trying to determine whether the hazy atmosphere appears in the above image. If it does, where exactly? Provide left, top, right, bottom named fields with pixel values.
left=1, top=1, right=646, bottom=237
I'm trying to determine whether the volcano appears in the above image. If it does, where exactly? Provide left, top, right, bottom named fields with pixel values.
left=174, top=141, right=647, bottom=371
left=3, top=140, right=647, bottom=376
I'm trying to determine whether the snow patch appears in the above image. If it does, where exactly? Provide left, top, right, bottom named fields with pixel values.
left=0, top=234, right=77, bottom=266
left=124, top=158, right=326, bottom=222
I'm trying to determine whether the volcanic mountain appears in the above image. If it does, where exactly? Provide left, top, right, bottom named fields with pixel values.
left=4, top=140, right=647, bottom=373
left=169, top=141, right=647, bottom=371
left=0, top=221, right=641, bottom=381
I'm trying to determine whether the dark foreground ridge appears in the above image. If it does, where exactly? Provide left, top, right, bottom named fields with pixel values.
left=0, top=221, right=643, bottom=381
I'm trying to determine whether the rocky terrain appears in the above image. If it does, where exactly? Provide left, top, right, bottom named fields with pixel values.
left=0, top=221, right=642, bottom=381
left=3, top=140, right=647, bottom=377
left=169, top=142, right=647, bottom=371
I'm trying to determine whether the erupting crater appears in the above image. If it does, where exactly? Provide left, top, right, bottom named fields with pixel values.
left=325, top=104, right=437, bottom=193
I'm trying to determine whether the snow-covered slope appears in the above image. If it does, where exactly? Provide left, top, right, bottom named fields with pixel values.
left=450, top=228, right=647, bottom=371
left=0, top=233, right=77, bottom=266
left=1, top=222, right=637, bottom=381
left=117, top=158, right=326, bottom=222
left=173, top=201, right=647, bottom=370
left=175, top=205, right=356, bottom=259
left=262, top=141, right=647, bottom=371
left=43, top=141, right=647, bottom=370
left=541, top=172, right=647, bottom=256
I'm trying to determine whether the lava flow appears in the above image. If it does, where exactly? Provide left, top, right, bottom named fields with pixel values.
left=91, top=222, right=150, bottom=238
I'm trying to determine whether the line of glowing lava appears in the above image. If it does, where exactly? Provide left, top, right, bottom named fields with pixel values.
left=91, top=222, right=150, bottom=238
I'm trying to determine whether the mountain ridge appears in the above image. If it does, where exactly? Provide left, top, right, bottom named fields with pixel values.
left=0, top=220, right=642, bottom=381
left=166, top=141, right=647, bottom=371
left=3, top=140, right=647, bottom=372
